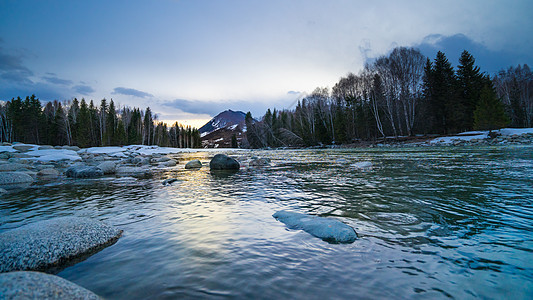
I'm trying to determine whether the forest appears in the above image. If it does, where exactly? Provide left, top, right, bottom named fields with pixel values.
left=245, top=48, right=532, bottom=148
left=0, top=97, right=201, bottom=148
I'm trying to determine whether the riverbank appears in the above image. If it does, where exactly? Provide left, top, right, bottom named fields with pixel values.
left=337, top=128, right=533, bottom=148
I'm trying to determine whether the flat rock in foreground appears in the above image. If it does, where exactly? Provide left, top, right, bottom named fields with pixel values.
left=273, top=210, right=357, bottom=243
left=0, top=271, right=100, bottom=299
left=0, top=217, right=122, bottom=273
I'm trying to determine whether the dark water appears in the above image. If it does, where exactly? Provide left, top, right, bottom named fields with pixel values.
left=1, top=146, right=532, bottom=299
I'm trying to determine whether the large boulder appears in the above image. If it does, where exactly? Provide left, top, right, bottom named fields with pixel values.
left=97, top=161, right=117, bottom=174
left=115, top=166, right=151, bottom=177
left=185, top=159, right=202, bottom=169
left=0, top=172, right=34, bottom=190
left=0, top=217, right=122, bottom=273
left=209, top=154, right=240, bottom=170
left=273, top=210, right=357, bottom=243
left=0, top=271, right=100, bottom=299
left=65, top=166, right=104, bottom=178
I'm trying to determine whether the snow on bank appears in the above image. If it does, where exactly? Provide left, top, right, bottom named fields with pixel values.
left=25, top=149, right=82, bottom=162
left=430, top=128, right=533, bottom=145
left=1, top=143, right=244, bottom=162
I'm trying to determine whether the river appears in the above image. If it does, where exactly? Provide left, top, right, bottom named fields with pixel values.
left=1, top=146, right=532, bottom=299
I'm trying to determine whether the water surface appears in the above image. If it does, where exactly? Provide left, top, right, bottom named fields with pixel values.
left=1, top=146, right=532, bottom=299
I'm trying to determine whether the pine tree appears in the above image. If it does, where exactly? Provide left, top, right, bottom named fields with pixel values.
left=430, top=51, right=459, bottom=134
left=231, top=134, right=238, bottom=148
left=143, top=107, right=153, bottom=145
left=105, top=100, right=117, bottom=145
left=77, top=99, right=91, bottom=147
left=457, top=50, right=484, bottom=131
left=474, top=84, right=509, bottom=131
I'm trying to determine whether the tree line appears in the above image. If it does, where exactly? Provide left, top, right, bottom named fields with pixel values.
left=0, top=96, right=201, bottom=148
left=244, top=47, right=531, bottom=148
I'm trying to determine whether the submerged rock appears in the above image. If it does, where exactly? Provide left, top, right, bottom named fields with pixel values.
left=249, top=157, right=271, bottom=167
left=162, top=178, right=179, bottom=185
left=65, top=166, right=104, bottom=178
left=0, top=172, right=34, bottom=189
left=210, top=154, right=240, bottom=170
left=0, top=217, right=122, bottom=273
left=351, top=161, right=372, bottom=169
left=185, top=159, right=202, bottom=169
left=0, top=271, right=100, bottom=299
left=273, top=210, right=357, bottom=243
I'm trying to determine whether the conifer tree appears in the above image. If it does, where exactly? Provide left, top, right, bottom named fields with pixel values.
left=457, top=50, right=484, bottom=130
left=474, top=84, right=509, bottom=131
left=105, top=100, right=117, bottom=145
left=76, top=99, right=91, bottom=147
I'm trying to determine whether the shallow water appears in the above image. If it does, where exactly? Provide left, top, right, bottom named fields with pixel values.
left=1, top=146, right=532, bottom=299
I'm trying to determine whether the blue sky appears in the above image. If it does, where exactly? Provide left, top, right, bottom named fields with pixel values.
left=1, top=0, right=531, bottom=127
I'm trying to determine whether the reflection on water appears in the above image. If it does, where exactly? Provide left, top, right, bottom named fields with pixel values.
left=1, top=146, right=532, bottom=299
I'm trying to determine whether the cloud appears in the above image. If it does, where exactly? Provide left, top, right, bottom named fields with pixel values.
left=112, top=87, right=153, bottom=98
left=162, top=92, right=302, bottom=118
left=415, top=33, right=531, bottom=74
left=0, top=46, right=34, bottom=84
left=42, top=75, right=73, bottom=86
left=73, top=85, right=95, bottom=95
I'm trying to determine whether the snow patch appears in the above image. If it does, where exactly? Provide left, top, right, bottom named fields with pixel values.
left=430, top=128, right=533, bottom=144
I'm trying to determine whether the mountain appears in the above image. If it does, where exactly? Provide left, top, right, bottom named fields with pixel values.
left=199, top=110, right=247, bottom=148
left=199, top=110, right=247, bottom=135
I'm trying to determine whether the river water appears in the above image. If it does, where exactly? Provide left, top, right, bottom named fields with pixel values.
left=1, top=146, right=532, bottom=299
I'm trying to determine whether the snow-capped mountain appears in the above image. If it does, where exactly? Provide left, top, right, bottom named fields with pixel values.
left=199, top=110, right=247, bottom=148
left=199, top=110, right=246, bottom=136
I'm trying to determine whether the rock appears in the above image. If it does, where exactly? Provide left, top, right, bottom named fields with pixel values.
left=249, top=157, right=271, bottom=167
left=62, top=145, right=80, bottom=151
left=0, top=217, right=122, bottom=273
left=0, top=271, right=100, bottom=299
left=0, top=163, right=30, bottom=172
left=37, top=168, right=60, bottom=178
left=132, top=156, right=150, bottom=166
left=0, top=172, right=34, bottom=189
left=65, top=166, right=104, bottom=178
left=351, top=161, right=372, bottom=169
left=97, top=161, right=116, bottom=174
left=12, top=144, right=36, bottom=152
left=38, top=145, right=54, bottom=150
left=209, top=154, right=240, bottom=170
left=273, top=210, right=357, bottom=243
left=153, top=156, right=171, bottom=163
left=162, top=178, right=178, bottom=185
left=160, top=159, right=177, bottom=167
left=116, top=166, right=151, bottom=177
left=185, top=159, right=202, bottom=169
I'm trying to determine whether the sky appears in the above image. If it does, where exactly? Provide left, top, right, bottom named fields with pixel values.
left=1, top=0, right=532, bottom=128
